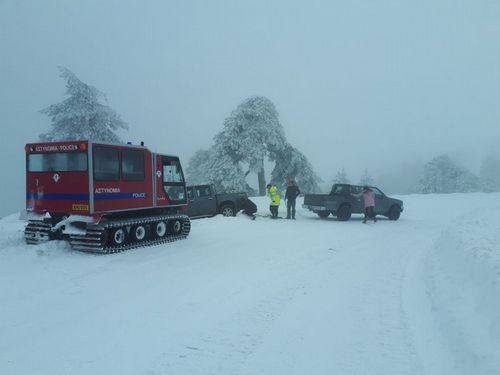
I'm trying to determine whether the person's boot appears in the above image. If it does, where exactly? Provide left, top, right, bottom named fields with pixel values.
left=362, top=219, right=367, bottom=224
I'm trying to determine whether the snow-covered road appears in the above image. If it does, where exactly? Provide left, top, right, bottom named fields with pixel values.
left=1, top=193, right=499, bottom=375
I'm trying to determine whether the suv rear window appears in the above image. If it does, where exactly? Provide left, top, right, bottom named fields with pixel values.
left=27, top=152, right=87, bottom=172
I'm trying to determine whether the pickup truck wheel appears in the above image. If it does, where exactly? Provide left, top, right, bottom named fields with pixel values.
left=337, top=205, right=352, bottom=221
left=388, top=205, right=401, bottom=221
left=220, top=205, right=235, bottom=217
left=317, top=211, right=330, bottom=218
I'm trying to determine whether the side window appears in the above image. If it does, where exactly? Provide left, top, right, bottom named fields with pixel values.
left=163, top=162, right=184, bottom=183
left=372, top=188, right=383, bottom=198
left=94, top=147, right=119, bottom=181
left=351, top=186, right=363, bottom=194
left=196, top=186, right=211, bottom=198
left=334, top=185, right=349, bottom=194
left=122, top=150, right=145, bottom=181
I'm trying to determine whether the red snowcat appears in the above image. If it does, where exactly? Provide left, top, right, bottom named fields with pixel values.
left=24, top=140, right=191, bottom=253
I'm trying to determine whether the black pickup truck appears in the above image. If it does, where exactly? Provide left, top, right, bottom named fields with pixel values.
left=303, top=183, right=403, bottom=221
left=186, top=184, right=248, bottom=218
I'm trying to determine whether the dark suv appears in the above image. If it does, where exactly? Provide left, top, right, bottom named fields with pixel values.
left=303, top=184, right=403, bottom=221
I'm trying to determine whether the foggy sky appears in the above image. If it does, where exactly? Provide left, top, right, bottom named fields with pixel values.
left=1, top=0, right=499, bottom=216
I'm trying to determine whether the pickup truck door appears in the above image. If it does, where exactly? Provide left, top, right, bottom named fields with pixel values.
left=372, top=188, right=388, bottom=214
left=350, top=185, right=365, bottom=213
left=186, top=187, right=197, bottom=216
left=194, top=185, right=217, bottom=216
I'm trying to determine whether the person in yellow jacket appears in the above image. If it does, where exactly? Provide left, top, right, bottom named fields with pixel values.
left=266, top=184, right=281, bottom=218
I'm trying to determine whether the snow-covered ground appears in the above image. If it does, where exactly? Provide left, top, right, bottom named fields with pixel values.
left=0, top=194, right=499, bottom=375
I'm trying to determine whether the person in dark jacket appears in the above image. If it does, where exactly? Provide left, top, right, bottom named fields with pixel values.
left=285, top=180, right=301, bottom=219
left=239, top=197, right=257, bottom=220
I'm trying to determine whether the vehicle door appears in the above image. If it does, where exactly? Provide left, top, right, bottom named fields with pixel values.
left=155, top=155, right=187, bottom=207
left=372, top=187, right=389, bottom=214
left=113, top=147, right=153, bottom=212
left=350, top=185, right=365, bottom=213
left=186, top=187, right=197, bottom=216
left=194, top=185, right=217, bottom=216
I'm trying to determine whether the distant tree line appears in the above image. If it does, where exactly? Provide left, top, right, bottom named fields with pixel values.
left=419, top=154, right=500, bottom=193
left=331, top=153, right=500, bottom=194
left=332, top=167, right=375, bottom=187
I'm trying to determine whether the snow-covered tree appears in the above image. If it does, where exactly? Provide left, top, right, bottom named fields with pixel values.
left=205, top=152, right=248, bottom=193
left=333, top=168, right=350, bottom=184
left=185, top=147, right=248, bottom=193
left=185, top=149, right=214, bottom=185
left=187, top=95, right=320, bottom=196
left=271, top=144, right=321, bottom=194
left=358, top=169, right=374, bottom=186
left=479, top=154, right=500, bottom=192
left=215, top=96, right=286, bottom=195
left=40, top=66, right=127, bottom=143
left=420, top=154, right=480, bottom=193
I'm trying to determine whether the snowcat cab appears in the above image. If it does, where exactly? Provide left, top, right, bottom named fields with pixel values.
left=24, top=140, right=190, bottom=253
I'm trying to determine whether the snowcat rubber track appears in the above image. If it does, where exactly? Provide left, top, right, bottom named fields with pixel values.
left=68, top=214, right=191, bottom=254
left=24, top=221, right=52, bottom=244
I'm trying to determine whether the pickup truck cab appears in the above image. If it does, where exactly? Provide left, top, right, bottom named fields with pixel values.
left=303, top=183, right=403, bottom=221
left=186, top=184, right=248, bottom=218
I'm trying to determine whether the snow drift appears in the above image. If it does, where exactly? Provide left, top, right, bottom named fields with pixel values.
left=426, top=209, right=500, bottom=374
